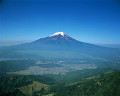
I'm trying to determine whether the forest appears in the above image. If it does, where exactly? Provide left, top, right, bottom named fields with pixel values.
left=0, top=68, right=120, bottom=96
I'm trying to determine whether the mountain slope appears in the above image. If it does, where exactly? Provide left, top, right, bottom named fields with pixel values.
left=1, top=32, right=120, bottom=61
left=50, top=71, right=120, bottom=96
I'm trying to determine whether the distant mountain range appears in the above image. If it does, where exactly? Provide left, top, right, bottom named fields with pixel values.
left=1, top=32, right=120, bottom=61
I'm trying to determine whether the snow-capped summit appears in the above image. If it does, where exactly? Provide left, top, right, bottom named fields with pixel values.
left=49, top=32, right=65, bottom=37
left=46, top=32, right=76, bottom=41
left=34, top=32, right=77, bottom=43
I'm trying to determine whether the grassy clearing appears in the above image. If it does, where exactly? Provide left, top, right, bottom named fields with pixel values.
left=19, top=81, right=49, bottom=95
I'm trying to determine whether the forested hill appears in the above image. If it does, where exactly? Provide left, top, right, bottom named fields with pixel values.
left=51, top=72, right=120, bottom=96
left=52, top=71, right=120, bottom=96
left=0, top=70, right=120, bottom=96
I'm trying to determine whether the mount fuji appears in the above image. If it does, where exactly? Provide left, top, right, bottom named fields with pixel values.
left=25, top=32, right=84, bottom=50
left=1, top=32, right=120, bottom=61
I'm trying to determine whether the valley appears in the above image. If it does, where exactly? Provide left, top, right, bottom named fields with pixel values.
left=0, top=58, right=97, bottom=76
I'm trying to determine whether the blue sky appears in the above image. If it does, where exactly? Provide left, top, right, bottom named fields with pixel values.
left=0, top=0, right=120, bottom=46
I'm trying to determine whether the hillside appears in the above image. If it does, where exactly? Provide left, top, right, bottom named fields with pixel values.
left=50, top=70, right=120, bottom=96
left=0, top=69, right=120, bottom=96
